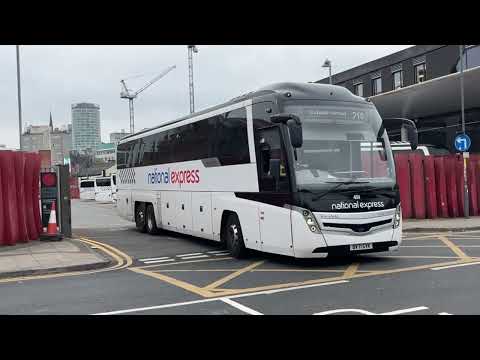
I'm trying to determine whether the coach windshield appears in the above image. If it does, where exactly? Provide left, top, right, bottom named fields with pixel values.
left=283, top=100, right=396, bottom=191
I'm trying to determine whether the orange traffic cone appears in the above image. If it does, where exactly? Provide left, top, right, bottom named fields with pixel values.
left=40, top=201, right=63, bottom=241
left=47, top=201, right=58, bottom=235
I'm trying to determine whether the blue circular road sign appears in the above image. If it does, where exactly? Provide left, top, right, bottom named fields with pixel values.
left=455, top=133, right=471, bottom=152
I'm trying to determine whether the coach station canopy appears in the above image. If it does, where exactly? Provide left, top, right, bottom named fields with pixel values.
left=370, top=66, right=480, bottom=119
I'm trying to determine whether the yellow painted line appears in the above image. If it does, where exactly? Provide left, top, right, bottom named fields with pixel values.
left=437, top=235, right=471, bottom=260
left=343, top=263, right=360, bottom=278
left=129, top=267, right=211, bottom=297
left=402, top=235, right=446, bottom=241
left=203, top=261, right=264, bottom=290
left=137, top=257, right=233, bottom=269
left=208, top=258, right=480, bottom=298
left=252, top=269, right=365, bottom=273
left=380, top=255, right=461, bottom=259
left=153, top=269, right=241, bottom=272
left=79, top=237, right=133, bottom=269
left=0, top=237, right=128, bottom=284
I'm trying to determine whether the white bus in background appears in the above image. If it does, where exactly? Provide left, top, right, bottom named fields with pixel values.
left=116, top=82, right=417, bottom=259
left=79, top=179, right=96, bottom=200
left=94, top=176, right=113, bottom=203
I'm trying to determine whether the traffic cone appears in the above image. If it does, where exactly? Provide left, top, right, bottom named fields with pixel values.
left=40, top=201, right=63, bottom=241
left=47, top=201, right=58, bottom=235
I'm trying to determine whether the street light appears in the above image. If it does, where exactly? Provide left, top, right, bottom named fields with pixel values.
left=16, top=45, right=23, bottom=150
left=322, top=59, right=332, bottom=84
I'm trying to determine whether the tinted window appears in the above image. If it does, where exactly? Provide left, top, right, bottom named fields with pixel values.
left=393, top=71, right=403, bottom=89
left=414, top=63, right=426, bottom=83
left=96, top=178, right=111, bottom=187
left=215, top=108, right=250, bottom=165
left=80, top=181, right=94, bottom=188
left=372, top=77, right=382, bottom=95
left=121, top=106, right=250, bottom=168
left=354, top=83, right=364, bottom=97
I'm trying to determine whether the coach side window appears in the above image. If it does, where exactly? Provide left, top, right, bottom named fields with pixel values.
left=215, top=108, right=250, bottom=166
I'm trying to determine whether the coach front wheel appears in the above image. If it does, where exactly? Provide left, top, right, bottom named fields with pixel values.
left=224, top=213, right=247, bottom=259
left=135, top=203, right=147, bottom=233
left=146, top=204, right=159, bottom=235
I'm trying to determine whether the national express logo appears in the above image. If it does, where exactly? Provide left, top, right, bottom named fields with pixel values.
left=147, top=168, right=200, bottom=185
left=331, top=200, right=385, bottom=211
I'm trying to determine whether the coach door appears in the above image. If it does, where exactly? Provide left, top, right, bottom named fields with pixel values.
left=255, top=126, right=294, bottom=257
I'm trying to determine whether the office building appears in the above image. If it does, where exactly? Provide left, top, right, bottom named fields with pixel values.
left=72, top=102, right=101, bottom=153
left=316, top=45, right=480, bottom=153
left=110, top=130, right=130, bottom=144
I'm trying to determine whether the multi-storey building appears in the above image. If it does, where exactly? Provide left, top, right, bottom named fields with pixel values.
left=72, top=102, right=101, bottom=153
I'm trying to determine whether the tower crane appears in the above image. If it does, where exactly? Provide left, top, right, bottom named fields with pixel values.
left=120, top=65, right=176, bottom=134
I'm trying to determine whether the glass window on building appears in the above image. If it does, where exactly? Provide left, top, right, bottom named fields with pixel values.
left=372, top=77, right=382, bottom=95
left=353, top=83, right=364, bottom=97
left=393, top=70, right=403, bottom=90
left=414, top=63, right=426, bottom=83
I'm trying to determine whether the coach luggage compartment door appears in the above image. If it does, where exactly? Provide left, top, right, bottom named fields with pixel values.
left=259, top=204, right=293, bottom=256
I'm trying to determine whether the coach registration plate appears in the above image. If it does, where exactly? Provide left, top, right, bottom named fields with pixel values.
left=350, top=243, right=373, bottom=251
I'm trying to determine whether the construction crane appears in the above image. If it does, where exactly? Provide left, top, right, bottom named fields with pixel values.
left=187, top=45, right=198, bottom=114
left=120, top=65, right=176, bottom=134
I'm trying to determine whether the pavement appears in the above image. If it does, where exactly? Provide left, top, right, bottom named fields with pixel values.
left=403, top=216, right=480, bottom=232
left=0, top=237, right=111, bottom=279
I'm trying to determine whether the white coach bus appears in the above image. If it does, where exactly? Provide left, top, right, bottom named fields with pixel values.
left=116, top=82, right=417, bottom=258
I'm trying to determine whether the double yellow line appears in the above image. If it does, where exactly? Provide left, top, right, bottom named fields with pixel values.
left=0, top=236, right=132, bottom=284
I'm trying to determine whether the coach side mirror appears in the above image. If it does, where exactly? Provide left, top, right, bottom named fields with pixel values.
left=269, top=158, right=281, bottom=191
left=287, top=121, right=303, bottom=148
left=270, top=113, right=303, bottom=148
left=383, top=117, right=418, bottom=151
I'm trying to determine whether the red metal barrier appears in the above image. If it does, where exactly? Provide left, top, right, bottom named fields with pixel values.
left=0, top=151, right=20, bottom=245
left=434, top=157, right=449, bottom=218
left=24, top=153, right=39, bottom=240
left=455, top=155, right=466, bottom=217
left=394, top=153, right=412, bottom=219
left=445, top=156, right=459, bottom=217
left=32, top=153, right=43, bottom=235
left=409, top=153, right=426, bottom=219
left=14, top=152, right=29, bottom=242
left=0, top=159, right=4, bottom=244
left=423, top=156, right=438, bottom=219
left=467, top=156, right=479, bottom=216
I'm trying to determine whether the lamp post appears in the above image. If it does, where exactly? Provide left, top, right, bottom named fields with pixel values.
left=459, top=45, right=469, bottom=218
left=322, top=59, right=332, bottom=84
left=187, top=45, right=198, bottom=114
left=16, top=45, right=23, bottom=150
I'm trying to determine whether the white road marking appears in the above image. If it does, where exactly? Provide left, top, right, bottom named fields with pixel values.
left=221, top=298, right=263, bottom=315
left=177, top=253, right=203, bottom=257
left=139, top=256, right=170, bottom=262
left=92, top=280, right=347, bottom=315
left=231, top=280, right=350, bottom=298
left=315, top=309, right=377, bottom=315
left=431, top=262, right=480, bottom=271
left=179, top=255, right=209, bottom=260
left=438, top=312, right=452, bottom=315
left=144, top=259, right=175, bottom=264
left=380, top=306, right=428, bottom=315
left=315, top=306, right=428, bottom=316
left=207, top=250, right=230, bottom=254
left=214, top=253, right=231, bottom=256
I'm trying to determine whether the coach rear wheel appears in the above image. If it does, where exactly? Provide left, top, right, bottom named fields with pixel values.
left=224, top=213, right=247, bottom=259
left=146, top=204, right=159, bottom=235
left=135, top=203, right=147, bottom=233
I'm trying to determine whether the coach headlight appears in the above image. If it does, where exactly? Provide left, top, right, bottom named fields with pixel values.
left=301, top=209, right=321, bottom=234
left=393, top=204, right=401, bottom=229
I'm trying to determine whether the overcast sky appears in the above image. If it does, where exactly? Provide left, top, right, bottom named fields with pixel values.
left=0, top=45, right=411, bottom=148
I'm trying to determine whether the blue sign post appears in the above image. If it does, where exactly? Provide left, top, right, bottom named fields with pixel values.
left=455, top=133, right=471, bottom=152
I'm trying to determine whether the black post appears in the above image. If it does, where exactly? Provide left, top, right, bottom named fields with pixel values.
left=57, top=165, right=72, bottom=238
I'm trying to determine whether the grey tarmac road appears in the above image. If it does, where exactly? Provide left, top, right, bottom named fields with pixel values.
left=1, top=199, right=480, bottom=315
